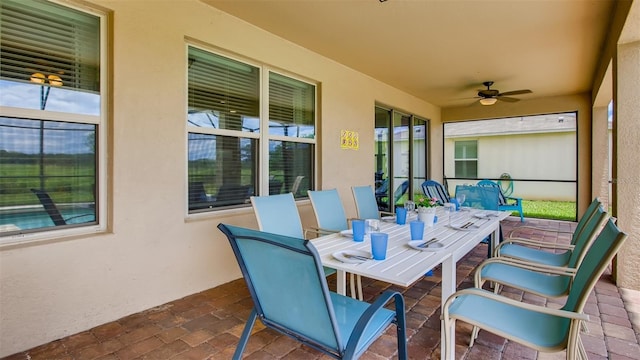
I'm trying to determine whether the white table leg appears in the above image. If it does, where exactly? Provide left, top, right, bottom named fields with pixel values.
left=491, top=225, right=500, bottom=257
left=336, top=269, right=347, bottom=296
left=441, top=255, right=455, bottom=360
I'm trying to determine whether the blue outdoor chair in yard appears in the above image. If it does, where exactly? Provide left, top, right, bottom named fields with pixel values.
left=420, top=179, right=451, bottom=205
left=442, top=218, right=627, bottom=360
left=477, top=179, right=524, bottom=222
left=218, top=224, right=407, bottom=360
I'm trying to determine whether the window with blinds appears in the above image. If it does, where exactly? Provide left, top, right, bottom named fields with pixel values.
left=0, top=0, right=100, bottom=114
left=0, top=0, right=103, bottom=240
left=186, top=46, right=317, bottom=213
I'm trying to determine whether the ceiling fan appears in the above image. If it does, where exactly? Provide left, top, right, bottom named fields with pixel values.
left=475, top=81, right=532, bottom=105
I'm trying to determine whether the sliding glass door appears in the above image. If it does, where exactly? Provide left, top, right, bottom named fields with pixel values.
left=375, top=106, right=429, bottom=212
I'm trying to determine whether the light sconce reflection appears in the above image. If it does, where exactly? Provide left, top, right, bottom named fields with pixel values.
left=30, top=72, right=63, bottom=110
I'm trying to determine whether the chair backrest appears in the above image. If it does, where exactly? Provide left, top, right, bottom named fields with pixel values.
left=565, top=204, right=608, bottom=269
left=269, top=180, right=283, bottom=195
left=250, top=193, right=304, bottom=238
left=421, top=180, right=450, bottom=205
left=290, top=175, right=305, bottom=195
left=454, top=185, right=500, bottom=210
left=562, top=219, right=627, bottom=314
left=352, top=185, right=381, bottom=219
left=217, top=183, right=251, bottom=205
left=31, top=189, right=66, bottom=226
left=394, top=180, right=409, bottom=204
left=188, top=181, right=208, bottom=203
left=476, top=180, right=508, bottom=205
left=308, top=189, right=349, bottom=231
left=218, top=224, right=343, bottom=353
left=569, top=198, right=602, bottom=246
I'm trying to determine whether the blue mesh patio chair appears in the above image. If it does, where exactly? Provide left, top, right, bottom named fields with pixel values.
left=494, top=198, right=603, bottom=265
left=218, top=224, right=408, bottom=360
left=251, top=192, right=336, bottom=278
left=454, top=185, right=500, bottom=211
left=454, top=185, right=501, bottom=257
left=474, top=204, right=608, bottom=297
left=477, top=179, right=524, bottom=222
left=351, top=185, right=393, bottom=219
left=442, top=218, right=627, bottom=359
left=309, top=189, right=363, bottom=300
left=420, top=180, right=451, bottom=205
left=308, top=189, right=350, bottom=235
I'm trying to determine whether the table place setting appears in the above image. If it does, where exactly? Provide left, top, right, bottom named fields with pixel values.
left=332, top=249, right=372, bottom=263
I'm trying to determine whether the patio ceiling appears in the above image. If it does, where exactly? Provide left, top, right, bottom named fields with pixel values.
left=202, top=0, right=615, bottom=108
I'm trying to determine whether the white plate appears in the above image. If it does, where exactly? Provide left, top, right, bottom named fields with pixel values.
left=332, top=250, right=372, bottom=263
left=339, top=229, right=369, bottom=240
left=408, top=240, right=445, bottom=251
left=381, top=216, right=396, bottom=222
left=474, top=213, right=488, bottom=219
left=340, top=229, right=353, bottom=237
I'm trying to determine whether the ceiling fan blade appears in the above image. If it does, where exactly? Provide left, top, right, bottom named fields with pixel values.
left=497, top=96, right=520, bottom=102
left=499, top=89, right=532, bottom=96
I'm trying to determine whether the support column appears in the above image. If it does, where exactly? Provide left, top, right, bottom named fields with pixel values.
left=591, top=105, right=610, bottom=210
left=615, top=39, right=640, bottom=290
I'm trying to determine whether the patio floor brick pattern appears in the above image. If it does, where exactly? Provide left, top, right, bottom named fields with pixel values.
left=3, top=217, right=640, bottom=360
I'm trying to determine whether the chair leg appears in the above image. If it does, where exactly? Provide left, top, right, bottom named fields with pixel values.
left=233, top=308, right=258, bottom=360
left=469, top=326, right=480, bottom=347
left=350, top=273, right=356, bottom=299
left=580, top=320, right=589, bottom=333
left=393, top=294, right=408, bottom=360
left=356, top=275, right=363, bottom=301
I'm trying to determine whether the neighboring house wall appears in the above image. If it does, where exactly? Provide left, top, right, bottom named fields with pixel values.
left=444, top=130, right=577, bottom=201
left=0, top=1, right=442, bottom=356
left=442, top=93, right=593, bottom=217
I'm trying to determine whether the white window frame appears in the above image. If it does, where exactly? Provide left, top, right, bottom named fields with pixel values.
left=185, top=44, right=317, bottom=217
left=454, top=140, right=478, bottom=178
left=0, top=0, right=108, bottom=246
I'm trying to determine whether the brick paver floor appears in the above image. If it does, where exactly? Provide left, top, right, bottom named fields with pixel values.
left=3, top=217, right=640, bottom=359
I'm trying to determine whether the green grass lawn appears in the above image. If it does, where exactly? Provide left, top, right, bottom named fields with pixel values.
left=521, top=200, right=576, bottom=221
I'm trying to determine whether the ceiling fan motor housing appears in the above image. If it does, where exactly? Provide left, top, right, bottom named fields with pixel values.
left=478, top=89, right=500, bottom=98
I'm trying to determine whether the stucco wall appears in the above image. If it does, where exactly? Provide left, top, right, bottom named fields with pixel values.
left=444, top=131, right=578, bottom=201
left=0, top=0, right=440, bottom=356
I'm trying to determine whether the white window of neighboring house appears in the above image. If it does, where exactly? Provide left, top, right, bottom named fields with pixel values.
left=454, top=140, right=478, bottom=178
left=0, top=0, right=106, bottom=242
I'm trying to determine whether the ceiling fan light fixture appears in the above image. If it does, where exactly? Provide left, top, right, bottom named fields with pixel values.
left=479, top=98, right=497, bottom=106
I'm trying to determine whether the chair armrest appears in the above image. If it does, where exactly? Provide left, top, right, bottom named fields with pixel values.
left=508, top=225, right=573, bottom=238
left=474, top=257, right=577, bottom=287
left=344, top=290, right=405, bottom=358
left=304, top=227, right=338, bottom=239
left=494, top=237, right=574, bottom=257
left=443, top=288, right=589, bottom=322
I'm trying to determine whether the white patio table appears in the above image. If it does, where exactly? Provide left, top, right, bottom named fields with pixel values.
left=311, top=206, right=511, bottom=360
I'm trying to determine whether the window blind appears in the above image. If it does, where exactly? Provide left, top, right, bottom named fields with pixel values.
left=0, top=0, right=100, bottom=92
left=269, top=72, right=314, bottom=131
left=188, top=47, right=259, bottom=129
